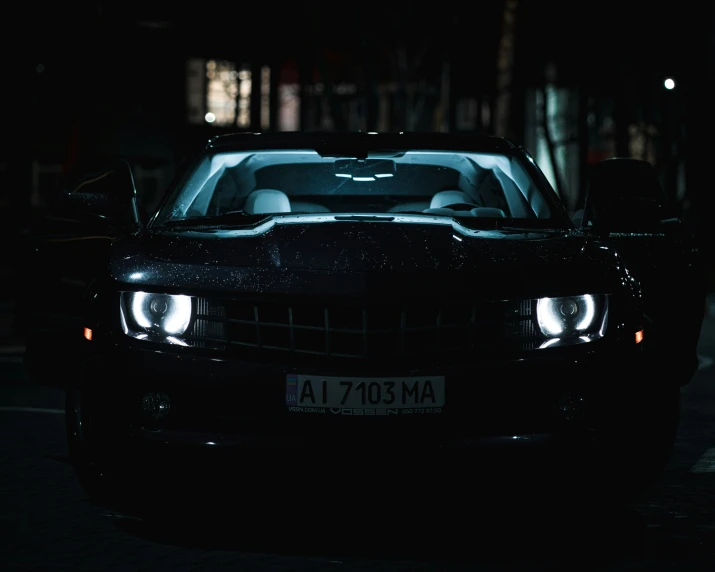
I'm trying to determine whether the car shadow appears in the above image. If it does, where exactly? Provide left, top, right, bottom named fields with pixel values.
left=110, top=480, right=650, bottom=566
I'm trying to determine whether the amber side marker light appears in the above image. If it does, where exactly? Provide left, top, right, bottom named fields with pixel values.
left=83, top=327, right=93, bottom=341
left=635, top=330, right=644, bottom=344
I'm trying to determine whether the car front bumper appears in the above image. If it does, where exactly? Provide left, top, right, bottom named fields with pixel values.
left=74, top=336, right=666, bottom=457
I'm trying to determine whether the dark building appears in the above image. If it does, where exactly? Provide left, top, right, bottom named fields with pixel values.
left=1, top=3, right=506, bottom=216
left=1, top=1, right=712, bottom=225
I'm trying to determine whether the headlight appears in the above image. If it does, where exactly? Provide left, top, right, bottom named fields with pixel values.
left=536, top=294, right=608, bottom=347
left=120, top=291, right=193, bottom=341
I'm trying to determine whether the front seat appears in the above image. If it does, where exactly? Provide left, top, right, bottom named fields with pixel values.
left=243, top=189, right=291, bottom=214
left=428, top=190, right=473, bottom=209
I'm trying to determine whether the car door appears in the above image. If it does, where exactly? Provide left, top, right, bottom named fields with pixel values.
left=19, top=158, right=142, bottom=386
left=582, top=158, right=706, bottom=381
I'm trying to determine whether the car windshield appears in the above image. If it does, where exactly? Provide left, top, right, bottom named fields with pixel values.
left=153, top=149, right=568, bottom=228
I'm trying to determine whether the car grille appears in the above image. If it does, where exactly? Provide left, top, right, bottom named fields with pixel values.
left=185, top=297, right=538, bottom=363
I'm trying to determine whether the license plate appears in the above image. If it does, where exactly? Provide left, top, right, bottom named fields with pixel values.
left=285, top=374, right=445, bottom=415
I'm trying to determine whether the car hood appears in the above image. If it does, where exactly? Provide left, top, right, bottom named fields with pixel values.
left=110, top=218, right=620, bottom=298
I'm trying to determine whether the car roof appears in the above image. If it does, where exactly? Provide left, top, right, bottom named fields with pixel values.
left=205, top=131, right=521, bottom=155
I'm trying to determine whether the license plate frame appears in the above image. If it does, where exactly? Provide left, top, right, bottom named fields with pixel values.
left=285, top=374, right=445, bottom=415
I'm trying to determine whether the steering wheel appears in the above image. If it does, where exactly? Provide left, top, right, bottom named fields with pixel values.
left=441, top=202, right=481, bottom=211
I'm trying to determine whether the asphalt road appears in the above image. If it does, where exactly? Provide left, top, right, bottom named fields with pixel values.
left=3, top=314, right=715, bottom=571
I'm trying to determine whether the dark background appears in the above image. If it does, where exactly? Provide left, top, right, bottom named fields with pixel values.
left=0, top=1, right=713, bottom=240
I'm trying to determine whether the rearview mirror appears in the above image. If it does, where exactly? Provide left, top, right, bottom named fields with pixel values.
left=583, top=158, right=671, bottom=233
left=333, top=159, right=397, bottom=180
left=57, top=156, right=143, bottom=229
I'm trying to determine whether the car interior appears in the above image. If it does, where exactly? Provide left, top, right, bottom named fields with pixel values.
left=236, top=188, right=509, bottom=218
left=175, top=151, right=555, bottom=221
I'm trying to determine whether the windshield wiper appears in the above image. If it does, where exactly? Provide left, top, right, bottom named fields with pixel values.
left=163, top=210, right=272, bottom=228
left=498, top=227, right=562, bottom=232
left=425, top=215, right=564, bottom=232
left=220, top=209, right=253, bottom=217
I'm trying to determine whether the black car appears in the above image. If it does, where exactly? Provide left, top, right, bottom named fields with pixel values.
left=21, top=132, right=705, bottom=510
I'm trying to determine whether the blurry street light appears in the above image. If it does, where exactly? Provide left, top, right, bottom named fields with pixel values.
left=204, top=112, right=216, bottom=123
left=664, top=78, right=675, bottom=90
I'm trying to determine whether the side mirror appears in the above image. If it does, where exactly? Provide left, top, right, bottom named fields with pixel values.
left=583, top=158, right=671, bottom=233
left=64, top=191, right=128, bottom=220
left=56, top=157, right=143, bottom=230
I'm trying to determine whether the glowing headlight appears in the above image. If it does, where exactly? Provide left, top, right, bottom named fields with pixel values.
left=536, top=294, right=608, bottom=341
left=120, top=291, right=193, bottom=338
